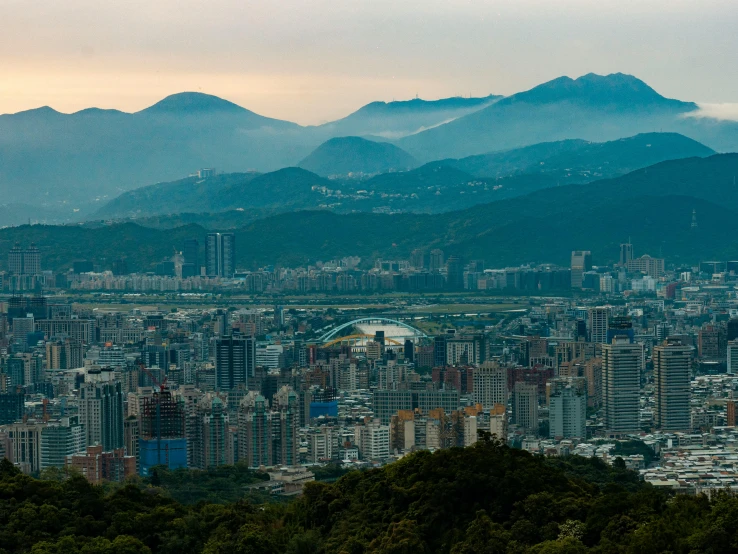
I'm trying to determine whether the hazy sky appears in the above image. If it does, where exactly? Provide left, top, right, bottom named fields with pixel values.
left=1, top=0, right=737, bottom=124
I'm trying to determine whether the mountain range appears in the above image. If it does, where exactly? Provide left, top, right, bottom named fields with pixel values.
left=3, top=72, right=738, bottom=218
left=93, top=132, right=714, bottom=221
left=8, top=154, right=738, bottom=272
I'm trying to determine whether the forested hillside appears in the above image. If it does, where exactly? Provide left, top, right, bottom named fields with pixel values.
left=3, top=438, right=738, bottom=553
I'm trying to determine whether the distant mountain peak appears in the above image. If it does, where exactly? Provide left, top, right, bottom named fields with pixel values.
left=139, top=92, right=248, bottom=114
left=500, top=72, right=695, bottom=110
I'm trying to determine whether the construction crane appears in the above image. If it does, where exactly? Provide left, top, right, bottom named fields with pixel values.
left=137, top=360, right=168, bottom=393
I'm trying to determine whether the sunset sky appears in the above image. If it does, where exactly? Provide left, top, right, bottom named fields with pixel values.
left=2, top=0, right=737, bottom=124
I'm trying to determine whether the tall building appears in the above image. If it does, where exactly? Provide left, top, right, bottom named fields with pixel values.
left=410, top=249, right=424, bottom=270
left=548, top=377, right=587, bottom=439
left=513, top=382, right=538, bottom=433
left=728, top=340, right=738, bottom=374
left=139, top=390, right=187, bottom=476
left=215, top=334, right=256, bottom=391
left=429, top=249, right=444, bottom=272
left=40, top=416, right=86, bottom=469
left=206, top=233, right=235, bottom=278
left=272, top=386, right=299, bottom=466
left=588, top=307, right=611, bottom=344
left=182, top=238, right=199, bottom=278
left=8, top=243, right=41, bottom=275
left=238, top=392, right=272, bottom=467
left=2, top=421, right=45, bottom=473
left=619, top=243, right=634, bottom=266
left=602, top=337, right=643, bottom=436
left=445, top=256, right=464, bottom=289
left=728, top=319, right=738, bottom=342
left=626, top=255, right=665, bottom=278
left=0, top=393, right=24, bottom=425
left=191, top=394, right=228, bottom=469
left=78, top=378, right=125, bottom=451
left=473, top=363, right=508, bottom=410
left=570, top=251, right=592, bottom=289
left=653, top=339, right=692, bottom=432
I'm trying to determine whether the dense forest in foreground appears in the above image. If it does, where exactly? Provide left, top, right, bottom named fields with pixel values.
left=2, top=437, right=738, bottom=553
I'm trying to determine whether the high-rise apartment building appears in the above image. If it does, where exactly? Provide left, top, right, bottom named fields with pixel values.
left=272, top=386, right=299, bottom=467
left=602, top=337, right=643, bottom=436
left=191, top=394, right=228, bottom=469
left=410, top=249, right=424, bottom=270
left=548, top=377, right=587, bottom=439
left=653, top=339, right=692, bottom=432
left=570, top=250, right=592, bottom=288
left=215, top=334, right=256, bottom=391
left=429, top=249, right=444, bottom=272
left=206, top=233, right=235, bottom=278
left=8, top=243, right=41, bottom=275
left=473, top=363, right=508, bottom=410
left=513, top=382, right=538, bottom=433
left=139, top=390, right=188, bottom=475
left=78, top=378, right=125, bottom=451
left=445, top=256, right=464, bottom=289
left=238, top=392, right=272, bottom=467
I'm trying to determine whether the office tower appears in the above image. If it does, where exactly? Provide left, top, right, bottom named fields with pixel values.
left=602, top=337, right=643, bottom=436
left=570, top=251, right=592, bottom=288
left=626, top=255, right=665, bottom=278
left=429, top=249, right=444, bottom=272
left=272, top=386, right=299, bottom=466
left=191, top=394, right=228, bottom=469
left=410, top=249, right=424, bottom=270
left=40, top=416, right=86, bottom=469
left=728, top=340, right=738, bottom=374
left=655, top=323, right=673, bottom=342
left=0, top=393, right=24, bottom=425
left=445, top=256, right=464, bottom=289
left=404, top=339, right=414, bottom=363
left=588, top=307, right=611, bottom=344
left=78, top=379, right=125, bottom=450
left=215, top=334, right=256, bottom=391
left=238, top=392, right=273, bottom=467
left=473, top=363, right=508, bottom=410
left=619, top=243, right=634, bottom=266
left=548, top=377, right=587, bottom=439
left=139, top=390, right=188, bottom=475
left=513, top=382, right=538, bottom=433
left=653, top=339, right=692, bottom=432
left=206, top=232, right=235, bottom=278
left=433, top=334, right=448, bottom=367
left=182, top=238, right=199, bottom=278
left=8, top=243, right=41, bottom=275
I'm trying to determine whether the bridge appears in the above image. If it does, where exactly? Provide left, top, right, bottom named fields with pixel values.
left=318, top=316, right=428, bottom=344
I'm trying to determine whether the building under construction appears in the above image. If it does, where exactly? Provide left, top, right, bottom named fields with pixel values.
left=139, top=390, right=187, bottom=476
